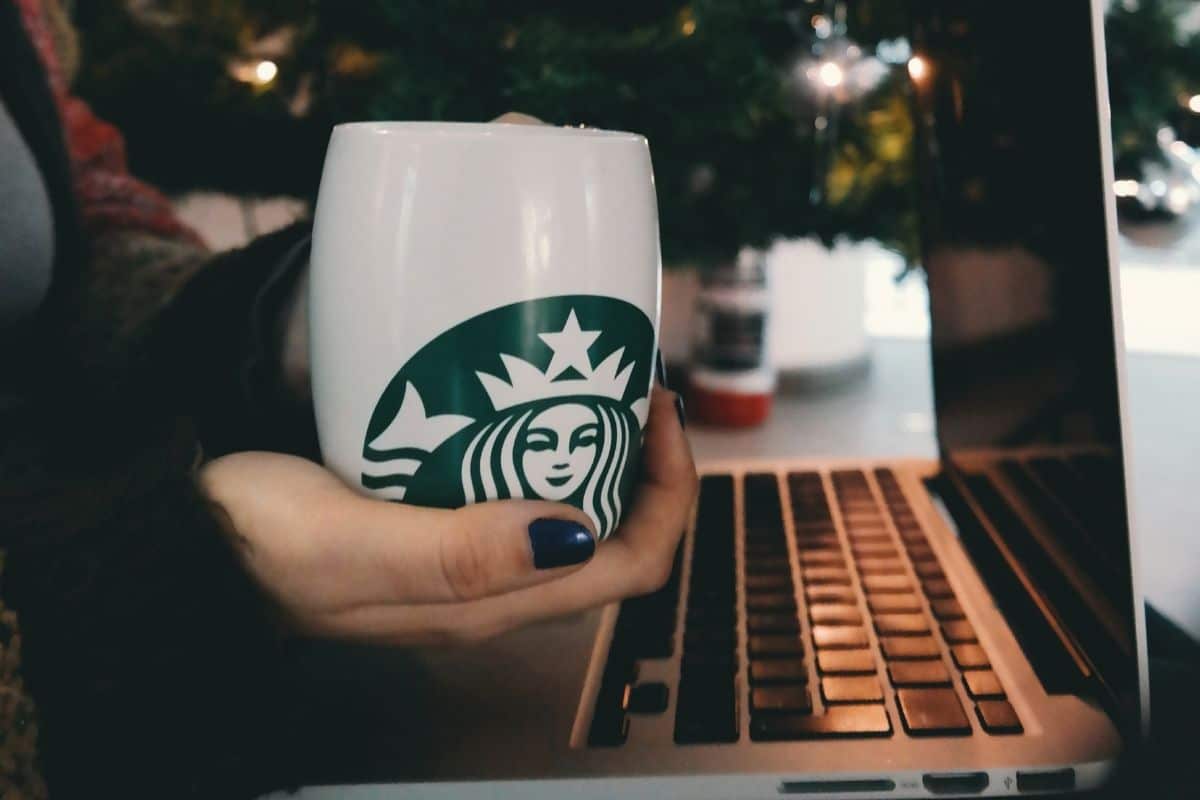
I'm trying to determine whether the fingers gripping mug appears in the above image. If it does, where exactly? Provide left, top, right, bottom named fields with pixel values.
left=310, top=122, right=661, bottom=539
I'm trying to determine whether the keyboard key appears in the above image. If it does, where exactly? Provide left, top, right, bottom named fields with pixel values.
left=874, top=613, right=930, bottom=636
left=861, top=574, right=912, bottom=594
left=801, top=566, right=849, bottom=585
left=750, top=705, right=892, bottom=740
left=867, top=592, right=922, bottom=613
left=922, top=578, right=954, bottom=598
left=963, top=670, right=1006, bottom=699
left=913, top=561, right=945, bottom=580
left=821, top=676, right=884, bottom=704
left=802, top=567, right=852, bottom=586
left=746, top=574, right=792, bottom=593
left=684, top=628, right=735, bottom=654
left=806, top=585, right=856, bottom=604
left=817, top=649, right=876, bottom=675
left=793, top=535, right=841, bottom=551
left=856, top=558, right=906, bottom=575
left=626, top=683, right=669, bottom=713
left=845, top=529, right=891, bottom=543
left=951, top=644, right=990, bottom=670
left=941, top=620, right=978, bottom=644
left=975, top=699, right=1023, bottom=734
left=809, top=604, right=863, bottom=626
left=851, top=543, right=900, bottom=558
left=687, top=605, right=735, bottom=629
left=812, top=625, right=869, bottom=650
left=843, top=524, right=888, bottom=537
left=930, top=598, right=965, bottom=620
left=744, top=530, right=786, bottom=545
left=681, top=652, right=737, bottom=674
left=751, top=686, right=813, bottom=714
left=750, top=634, right=805, bottom=658
left=750, top=660, right=809, bottom=685
left=587, top=710, right=629, bottom=747
left=905, top=543, right=936, bottom=562
left=799, top=549, right=845, bottom=567
left=888, top=660, right=951, bottom=687
left=674, top=673, right=739, bottom=744
left=896, top=688, right=971, bottom=736
left=745, top=557, right=791, bottom=576
left=743, top=549, right=787, bottom=565
left=748, top=613, right=800, bottom=633
left=791, top=518, right=835, bottom=532
left=689, top=585, right=735, bottom=607
left=746, top=593, right=797, bottom=612
left=880, top=636, right=940, bottom=660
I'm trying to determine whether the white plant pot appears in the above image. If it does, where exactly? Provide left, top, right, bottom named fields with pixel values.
left=765, top=237, right=873, bottom=384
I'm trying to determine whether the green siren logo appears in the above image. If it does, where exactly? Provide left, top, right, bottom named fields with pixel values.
left=362, top=295, right=654, bottom=539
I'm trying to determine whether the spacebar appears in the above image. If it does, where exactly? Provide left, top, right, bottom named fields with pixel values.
left=750, top=706, right=893, bottom=740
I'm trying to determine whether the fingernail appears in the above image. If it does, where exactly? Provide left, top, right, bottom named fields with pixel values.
left=528, top=519, right=595, bottom=569
left=655, top=350, right=669, bottom=387
left=674, top=393, right=687, bottom=429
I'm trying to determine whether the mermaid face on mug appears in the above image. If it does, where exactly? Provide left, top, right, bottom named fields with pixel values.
left=363, top=305, right=653, bottom=537
left=520, top=403, right=600, bottom=500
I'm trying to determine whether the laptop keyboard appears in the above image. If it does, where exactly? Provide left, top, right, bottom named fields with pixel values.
left=588, top=468, right=1024, bottom=747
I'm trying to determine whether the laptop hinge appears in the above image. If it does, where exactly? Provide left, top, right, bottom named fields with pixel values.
left=926, top=467, right=1092, bottom=695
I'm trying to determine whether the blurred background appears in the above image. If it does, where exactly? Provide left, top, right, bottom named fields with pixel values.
left=69, top=0, right=1200, bottom=361
left=62, top=0, right=1200, bottom=631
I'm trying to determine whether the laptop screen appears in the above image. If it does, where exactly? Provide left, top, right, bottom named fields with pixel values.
left=913, top=1, right=1142, bottom=732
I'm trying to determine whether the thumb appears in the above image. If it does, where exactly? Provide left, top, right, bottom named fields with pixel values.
left=355, top=499, right=597, bottom=605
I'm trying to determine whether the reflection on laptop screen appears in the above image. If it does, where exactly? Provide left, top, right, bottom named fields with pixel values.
left=913, top=1, right=1140, bottom=732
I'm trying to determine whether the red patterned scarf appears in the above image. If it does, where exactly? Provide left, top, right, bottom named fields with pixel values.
left=14, top=0, right=204, bottom=247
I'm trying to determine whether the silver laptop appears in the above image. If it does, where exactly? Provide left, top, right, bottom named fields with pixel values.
left=281, top=1, right=1148, bottom=796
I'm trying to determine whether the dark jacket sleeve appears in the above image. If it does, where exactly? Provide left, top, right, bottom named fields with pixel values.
left=153, top=221, right=317, bottom=459
left=2, top=224, right=315, bottom=798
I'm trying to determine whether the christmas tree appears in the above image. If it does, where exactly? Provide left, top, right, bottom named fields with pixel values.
left=73, top=1, right=917, bottom=264
left=73, top=1, right=1200, bottom=263
left=1104, top=0, right=1200, bottom=173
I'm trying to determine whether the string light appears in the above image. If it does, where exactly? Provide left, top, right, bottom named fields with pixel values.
left=228, top=58, right=279, bottom=86
left=1113, top=179, right=1140, bottom=197
left=254, top=60, right=278, bottom=84
left=907, top=55, right=928, bottom=81
left=680, top=7, right=696, bottom=37
left=817, top=61, right=844, bottom=89
left=1188, top=95, right=1200, bottom=113
left=1166, top=185, right=1191, bottom=215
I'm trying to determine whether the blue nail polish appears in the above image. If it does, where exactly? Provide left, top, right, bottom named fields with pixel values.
left=656, top=350, right=687, bottom=428
left=656, top=350, right=669, bottom=387
left=528, top=519, right=595, bottom=569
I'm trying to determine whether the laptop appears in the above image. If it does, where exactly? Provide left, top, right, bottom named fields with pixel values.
left=279, top=0, right=1148, bottom=796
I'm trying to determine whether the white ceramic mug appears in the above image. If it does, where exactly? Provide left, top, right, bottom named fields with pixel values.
left=310, top=122, right=661, bottom=539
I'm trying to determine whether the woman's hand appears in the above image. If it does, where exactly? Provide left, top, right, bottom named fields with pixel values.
left=199, top=386, right=697, bottom=645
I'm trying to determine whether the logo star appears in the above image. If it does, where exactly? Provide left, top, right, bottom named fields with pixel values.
left=539, top=309, right=601, bottom=381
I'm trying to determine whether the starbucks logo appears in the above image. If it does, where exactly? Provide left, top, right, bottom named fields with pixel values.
left=362, top=295, right=654, bottom=538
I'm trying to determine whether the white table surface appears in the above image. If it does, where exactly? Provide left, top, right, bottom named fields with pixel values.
left=686, top=338, right=1200, bottom=640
